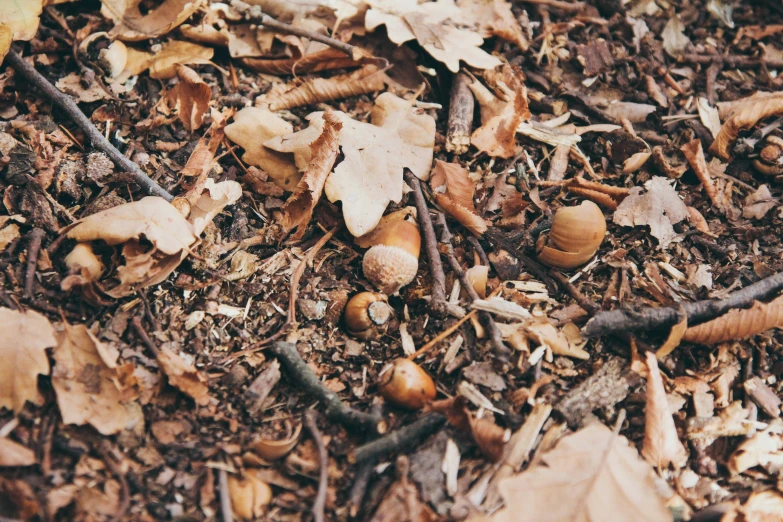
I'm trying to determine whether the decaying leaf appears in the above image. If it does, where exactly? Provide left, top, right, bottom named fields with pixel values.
left=369, top=455, right=439, bottom=522
left=489, top=422, right=672, bottom=522
left=249, top=423, right=302, bottom=461
left=456, top=0, right=529, bottom=51
left=728, top=419, right=783, bottom=475
left=167, top=64, right=211, bottom=131
left=430, top=160, right=487, bottom=236
left=661, top=15, right=690, bottom=57
left=613, top=176, right=689, bottom=248
left=722, top=490, right=783, bottom=522
left=0, top=438, right=35, bottom=467
left=642, top=352, right=688, bottom=471
left=524, top=319, right=589, bottom=360
left=0, top=308, right=55, bottom=413
left=697, top=97, right=721, bottom=139
left=428, top=396, right=509, bottom=462
left=52, top=322, right=134, bottom=435
left=682, top=295, right=783, bottom=345
left=710, top=93, right=783, bottom=160
left=264, top=65, right=386, bottom=111
left=265, top=93, right=435, bottom=236
left=101, top=0, right=202, bottom=41
left=157, top=345, right=212, bottom=406
left=743, top=185, right=778, bottom=220
left=228, top=470, right=272, bottom=520
left=681, top=139, right=719, bottom=208
left=0, top=0, right=43, bottom=62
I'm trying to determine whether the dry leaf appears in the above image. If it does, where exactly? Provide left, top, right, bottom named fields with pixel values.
left=266, top=93, right=435, bottom=236
left=189, top=179, right=243, bottom=236
left=0, top=308, right=55, bottom=413
left=697, top=97, right=722, bottom=139
left=0, top=223, right=20, bottom=252
left=168, top=64, right=211, bottom=131
left=369, top=456, right=439, bottom=522
left=101, top=0, right=202, bottom=41
left=469, top=64, right=531, bottom=158
left=0, top=438, right=36, bottom=467
left=489, top=422, right=672, bottom=522
left=428, top=396, right=509, bottom=462
left=613, top=177, right=689, bottom=248
left=430, top=160, right=487, bottom=235
left=0, top=0, right=43, bottom=62
left=240, top=47, right=360, bottom=75
left=655, top=313, right=688, bottom=359
left=683, top=296, right=783, bottom=345
left=722, top=490, right=783, bottom=522
left=228, top=470, right=272, bottom=520
left=642, top=352, right=688, bottom=470
left=224, top=107, right=300, bottom=191
left=661, top=15, right=690, bottom=57
left=264, top=65, right=386, bottom=111
left=456, top=0, right=528, bottom=51
left=365, top=0, right=502, bottom=72
left=728, top=419, right=783, bottom=475
left=157, top=345, right=212, bottom=406
left=148, top=41, right=214, bottom=80
left=249, top=423, right=302, bottom=461
left=681, top=139, right=719, bottom=208
left=743, top=185, right=778, bottom=220
left=710, top=93, right=783, bottom=160
left=52, top=322, right=131, bottom=435
left=524, top=319, right=589, bottom=360
left=604, top=101, right=657, bottom=123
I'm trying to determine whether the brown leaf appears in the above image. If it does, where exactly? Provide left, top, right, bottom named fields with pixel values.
left=228, top=470, right=272, bottom=521
left=265, top=65, right=386, bottom=111
left=157, top=345, right=212, bottom=406
left=681, top=139, right=719, bottom=208
left=0, top=1, right=42, bottom=62
left=710, top=93, right=783, bottom=160
left=683, top=295, right=783, bottom=345
left=0, top=438, right=36, bottom=467
left=249, top=423, right=302, bottom=461
left=0, top=308, right=55, bottom=413
left=613, top=176, right=689, bottom=248
left=655, top=311, right=688, bottom=359
left=101, top=0, right=201, bottom=42
left=489, top=422, right=672, bottom=522
left=430, top=160, right=488, bottom=236
left=456, top=0, right=529, bottom=51
left=168, top=64, right=211, bottom=131
left=369, top=456, right=439, bottom=522
left=428, top=396, right=508, bottom=462
left=148, top=40, right=214, bottom=80
left=52, top=322, right=133, bottom=435
left=239, top=47, right=360, bottom=75
left=722, top=490, right=783, bottom=522
left=743, top=185, right=779, bottom=220
left=642, top=352, right=688, bottom=471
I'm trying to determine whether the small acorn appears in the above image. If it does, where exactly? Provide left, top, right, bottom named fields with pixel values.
left=753, top=136, right=783, bottom=180
left=344, top=292, right=393, bottom=340
left=78, top=32, right=127, bottom=78
left=362, top=220, right=421, bottom=294
left=65, top=243, right=104, bottom=281
left=536, top=200, right=606, bottom=269
left=378, top=358, right=436, bottom=410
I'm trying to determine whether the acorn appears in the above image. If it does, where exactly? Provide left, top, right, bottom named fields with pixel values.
left=753, top=136, right=783, bottom=180
left=362, top=220, right=421, bottom=294
left=536, top=200, right=606, bottom=269
left=65, top=243, right=104, bottom=281
left=344, top=292, right=393, bottom=340
left=78, top=32, right=127, bottom=78
left=378, top=358, right=436, bottom=410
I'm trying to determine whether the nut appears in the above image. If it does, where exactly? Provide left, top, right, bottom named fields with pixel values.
left=344, top=292, right=393, bottom=340
left=65, top=243, right=104, bottom=281
left=536, top=200, right=606, bottom=269
left=378, top=358, right=436, bottom=410
left=362, top=219, right=421, bottom=294
left=78, top=32, right=127, bottom=78
left=753, top=136, right=783, bottom=180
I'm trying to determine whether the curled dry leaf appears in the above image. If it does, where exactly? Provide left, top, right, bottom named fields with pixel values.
left=189, top=179, right=243, bottom=236
left=264, top=65, right=386, bottom=111
left=157, top=345, right=212, bottom=406
left=228, top=470, right=272, bottom=521
left=52, top=322, right=136, bottom=435
left=0, top=308, right=55, bottom=413
left=430, top=160, right=487, bottom=236
left=489, top=422, right=672, bottom=522
left=697, top=97, right=722, bottom=139
left=266, top=93, right=435, bottom=236
left=100, top=0, right=202, bottom=42
left=240, top=47, right=360, bottom=75
left=167, top=64, right=211, bottom=131
left=148, top=41, right=214, bottom=80
left=722, top=491, right=783, bottom=522
left=456, top=0, right=529, bottom=51
left=683, top=295, right=783, bottom=345
left=743, top=184, right=779, bottom=220
left=680, top=139, right=719, bottom=208
left=655, top=312, right=688, bottom=359
left=0, top=0, right=43, bottom=62
left=525, top=319, right=590, bottom=360
left=728, top=419, right=783, bottom=475
left=0, top=438, right=36, bottom=467
left=249, top=423, right=302, bottom=461
left=642, top=352, right=688, bottom=471
left=710, top=93, right=783, bottom=160
left=428, top=396, right=509, bottom=462
left=613, top=176, right=689, bottom=249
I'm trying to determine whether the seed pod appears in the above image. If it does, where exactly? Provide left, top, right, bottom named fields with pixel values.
left=362, top=220, right=421, bottom=294
left=344, top=292, right=393, bottom=340
left=65, top=243, right=104, bottom=281
left=378, top=358, right=436, bottom=410
left=537, top=200, right=606, bottom=269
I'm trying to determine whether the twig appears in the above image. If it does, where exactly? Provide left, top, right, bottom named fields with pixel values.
left=680, top=53, right=783, bottom=69
left=24, top=229, right=45, bottom=299
left=484, top=229, right=558, bottom=295
left=131, top=316, right=160, bottom=356
left=303, top=411, right=328, bottom=522
left=446, top=73, right=474, bottom=154
left=436, top=213, right=510, bottom=359
left=96, top=440, right=130, bottom=522
left=467, top=236, right=490, bottom=267
left=404, top=170, right=448, bottom=317
left=348, top=403, right=384, bottom=518
left=289, top=227, right=339, bottom=325
left=270, top=342, right=386, bottom=434
left=409, top=310, right=479, bottom=360
left=218, top=469, right=233, bottom=522
left=549, top=270, right=600, bottom=316
left=583, top=271, right=783, bottom=338
left=519, top=0, right=585, bottom=11
left=5, top=50, right=173, bottom=201
left=350, top=413, right=446, bottom=464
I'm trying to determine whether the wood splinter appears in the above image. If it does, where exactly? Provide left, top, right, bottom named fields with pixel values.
left=446, top=73, right=475, bottom=154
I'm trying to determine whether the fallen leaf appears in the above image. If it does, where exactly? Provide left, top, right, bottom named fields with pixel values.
left=489, top=422, right=672, bottom=522
left=101, top=0, right=202, bottom=41
left=722, top=490, right=783, bottom=522
left=189, top=179, right=243, bottom=236
left=710, top=92, right=783, bottom=160
left=369, top=456, right=439, bottom=522
left=697, top=97, right=721, bottom=139
left=157, top=345, right=212, bottom=405
left=661, top=15, right=690, bottom=57
left=266, top=93, right=435, bottom=236
left=743, top=185, right=778, bottom=219
left=643, top=352, right=688, bottom=470
left=0, top=308, right=55, bottom=413
left=0, top=438, right=36, bottom=467
left=428, top=396, right=509, bottom=461
left=249, top=423, right=302, bottom=461
left=430, top=160, right=487, bottom=235
left=52, top=322, right=134, bottom=435
left=56, top=73, right=111, bottom=103
left=0, top=0, right=43, bottom=61
left=0, top=223, right=20, bottom=252
left=683, top=295, right=783, bottom=345
left=681, top=139, right=719, bottom=208
left=613, top=176, right=689, bottom=248
left=168, top=64, right=211, bottom=131
left=728, top=419, right=783, bottom=475
left=229, top=470, right=272, bottom=520
left=455, top=0, right=529, bottom=51
left=524, top=319, right=589, bottom=360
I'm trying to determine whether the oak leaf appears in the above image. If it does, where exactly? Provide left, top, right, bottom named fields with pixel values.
left=489, top=421, right=672, bottom=522
left=101, top=0, right=202, bottom=41
left=642, top=352, right=688, bottom=470
left=456, top=0, right=529, bottom=51
left=613, top=176, right=689, bottom=248
left=0, top=308, right=55, bottom=413
left=157, top=346, right=212, bottom=406
left=661, top=15, right=690, bottom=57
left=0, top=0, right=43, bottom=62
left=265, top=93, right=435, bottom=236
left=430, top=161, right=487, bottom=236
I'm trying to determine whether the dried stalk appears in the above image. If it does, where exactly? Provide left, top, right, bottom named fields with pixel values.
left=682, top=296, right=783, bottom=345
left=446, top=73, right=475, bottom=154
left=350, top=413, right=446, bottom=464
left=24, top=229, right=45, bottom=299
left=303, top=411, right=328, bottom=522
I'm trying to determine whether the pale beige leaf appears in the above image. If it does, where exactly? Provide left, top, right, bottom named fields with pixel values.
left=697, top=97, right=721, bottom=139
left=642, top=352, right=688, bottom=470
left=490, top=422, right=672, bottom=522
left=456, top=0, right=529, bottom=51
left=710, top=94, right=783, bottom=160
left=148, top=40, right=214, bottom=80
left=101, top=0, right=202, bottom=42
left=743, top=184, right=778, bottom=220
left=229, top=471, right=272, bottom=520
left=224, top=107, right=300, bottom=191
left=722, top=490, right=783, bottom=522
left=0, top=0, right=43, bottom=42
left=168, top=64, right=211, bottom=131
left=613, top=177, right=689, bottom=249
left=189, top=179, right=243, bottom=236
left=157, top=346, right=212, bottom=406
left=0, top=438, right=35, bottom=467
left=0, top=308, right=55, bottom=413
left=728, top=420, right=783, bottom=475
left=52, top=323, right=129, bottom=435
left=661, top=15, right=690, bottom=57
left=0, top=25, right=10, bottom=63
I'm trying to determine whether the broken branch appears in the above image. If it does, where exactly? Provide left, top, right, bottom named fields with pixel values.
left=350, top=413, right=446, bottom=464
left=446, top=73, right=475, bottom=154
left=303, top=411, right=328, bottom=522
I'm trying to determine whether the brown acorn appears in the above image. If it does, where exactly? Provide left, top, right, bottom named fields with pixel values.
left=362, top=220, right=421, bottom=294
left=344, top=292, right=393, bottom=340
left=536, top=200, right=606, bottom=269
left=753, top=136, right=783, bottom=180
left=378, top=358, right=436, bottom=410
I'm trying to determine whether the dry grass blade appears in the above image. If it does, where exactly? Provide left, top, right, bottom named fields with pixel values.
left=710, top=94, right=783, bottom=159
left=683, top=296, right=783, bottom=345
left=266, top=65, right=386, bottom=111
left=681, top=139, right=719, bottom=208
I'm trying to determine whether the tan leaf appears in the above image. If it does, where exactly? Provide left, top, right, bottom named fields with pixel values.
left=642, top=352, right=688, bottom=471
left=168, top=64, right=211, bottom=131
left=239, top=47, right=360, bottom=75
left=0, top=25, right=10, bottom=63
left=266, top=93, right=435, bottom=236
left=189, top=179, right=243, bottom=236
left=728, top=419, right=783, bottom=476
left=229, top=471, right=272, bottom=520
left=431, top=161, right=487, bottom=236
left=0, top=308, right=55, bottom=413
left=743, top=184, right=779, bottom=220
left=0, top=223, right=20, bottom=252
left=0, top=0, right=43, bottom=43
left=722, top=490, right=783, bottom=522
left=106, top=240, right=185, bottom=298
left=224, top=107, right=300, bottom=191
left=369, top=456, right=439, bottom=522
left=0, top=438, right=36, bottom=467
left=157, top=346, right=211, bottom=405
left=681, top=139, right=719, bottom=208
left=613, top=176, right=689, bottom=248
left=710, top=93, right=783, bottom=160
left=428, top=396, right=509, bottom=462
left=148, top=40, right=214, bottom=80
left=489, top=422, right=672, bottom=522
left=661, top=15, right=690, bottom=57
left=52, top=322, right=129, bottom=435
left=683, top=295, right=783, bottom=345
left=524, top=319, right=589, bottom=360
left=265, top=65, right=386, bottom=111
left=456, top=0, right=529, bottom=51
left=101, top=0, right=202, bottom=42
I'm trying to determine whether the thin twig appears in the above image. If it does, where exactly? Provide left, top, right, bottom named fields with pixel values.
left=131, top=316, right=160, bottom=356
left=6, top=49, right=172, bottom=201
left=24, top=229, right=45, bottom=300
left=303, top=411, right=328, bottom=522
left=484, top=229, right=558, bottom=294
left=549, top=270, right=600, bottom=316
left=289, top=227, right=339, bottom=325
left=404, top=170, right=448, bottom=317
left=218, top=469, right=233, bottom=522
left=270, top=342, right=387, bottom=434
left=348, top=403, right=384, bottom=518
left=350, top=413, right=446, bottom=464
left=96, top=440, right=130, bottom=522
left=467, top=236, right=490, bottom=267
left=680, top=53, right=783, bottom=69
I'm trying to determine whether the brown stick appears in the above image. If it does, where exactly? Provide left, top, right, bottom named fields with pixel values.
left=680, top=53, right=783, bottom=69
left=549, top=270, right=600, bottom=315
left=24, top=229, right=45, bottom=300
left=446, top=73, right=474, bottom=154
left=350, top=413, right=446, bottom=464
left=404, top=170, right=449, bottom=317
left=303, top=411, right=328, bottom=522
left=218, top=469, right=234, bottom=522
left=96, top=440, right=130, bottom=522
left=131, top=316, right=160, bottom=356
left=6, top=50, right=172, bottom=201
left=289, top=227, right=339, bottom=325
